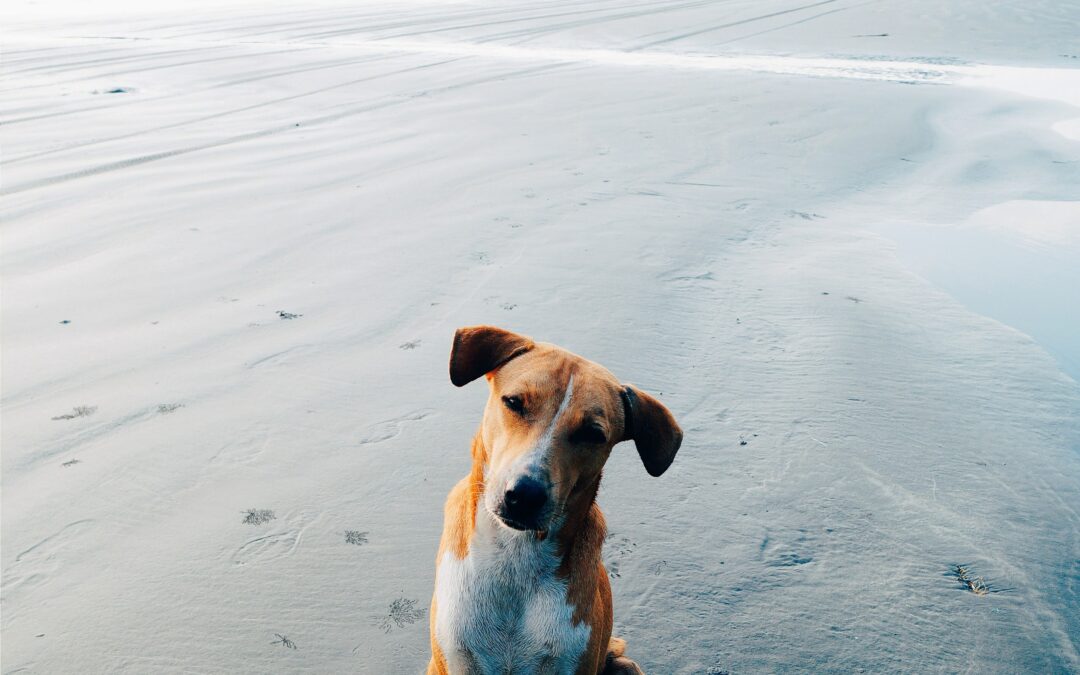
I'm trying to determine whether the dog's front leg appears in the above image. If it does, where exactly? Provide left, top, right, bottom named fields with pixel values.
left=426, top=650, right=482, bottom=675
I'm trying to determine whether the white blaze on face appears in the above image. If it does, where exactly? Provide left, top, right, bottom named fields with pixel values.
left=495, top=375, right=575, bottom=499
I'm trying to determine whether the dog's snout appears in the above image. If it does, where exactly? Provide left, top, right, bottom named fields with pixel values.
left=506, top=478, right=546, bottom=512
left=502, top=477, right=548, bottom=529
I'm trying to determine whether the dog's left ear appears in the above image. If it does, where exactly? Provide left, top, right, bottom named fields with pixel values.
left=620, top=385, right=683, bottom=477
left=449, top=325, right=535, bottom=387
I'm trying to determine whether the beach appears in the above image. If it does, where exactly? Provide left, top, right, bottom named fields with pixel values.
left=2, top=1, right=1079, bottom=672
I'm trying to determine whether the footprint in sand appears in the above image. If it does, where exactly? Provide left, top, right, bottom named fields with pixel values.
left=209, top=433, right=271, bottom=467
left=231, top=530, right=302, bottom=566
left=788, top=210, right=825, bottom=220
left=358, top=410, right=432, bottom=445
left=482, top=296, right=517, bottom=311
left=766, top=552, right=814, bottom=567
left=607, top=560, right=621, bottom=578
left=3, top=520, right=95, bottom=595
left=661, top=269, right=715, bottom=289
left=759, top=529, right=815, bottom=568
left=603, top=534, right=637, bottom=578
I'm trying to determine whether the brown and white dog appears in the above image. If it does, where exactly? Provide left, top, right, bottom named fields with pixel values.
left=427, top=326, right=683, bottom=675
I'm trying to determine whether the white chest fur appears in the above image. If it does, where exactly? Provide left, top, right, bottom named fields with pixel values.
left=434, top=510, right=590, bottom=674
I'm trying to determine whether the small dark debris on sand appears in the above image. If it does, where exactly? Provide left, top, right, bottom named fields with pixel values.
left=270, top=633, right=297, bottom=649
left=373, top=598, right=425, bottom=633
left=345, top=530, right=369, bottom=545
left=59, top=319, right=71, bottom=324
left=399, top=340, right=421, bottom=350
left=52, top=406, right=97, bottom=420
left=277, top=310, right=302, bottom=320
left=62, top=459, right=81, bottom=467
left=93, top=87, right=132, bottom=94
left=846, top=296, right=862, bottom=303
left=243, top=509, right=276, bottom=525
left=157, top=403, right=184, bottom=414
left=952, top=564, right=994, bottom=596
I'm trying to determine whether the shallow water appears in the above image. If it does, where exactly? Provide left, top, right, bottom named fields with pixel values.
left=882, top=200, right=1080, bottom=382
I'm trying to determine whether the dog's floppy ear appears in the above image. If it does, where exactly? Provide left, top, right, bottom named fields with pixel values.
left=449, top=325, right=535, bottom=387
left=620, top=385, right=682, bottom=477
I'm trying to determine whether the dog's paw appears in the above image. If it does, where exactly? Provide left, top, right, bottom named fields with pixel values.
left=603, top=638, right=644, bottom=674
left=603, top=656, right=645, bottom=675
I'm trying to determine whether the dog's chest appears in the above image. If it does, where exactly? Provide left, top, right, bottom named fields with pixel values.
left=434, top=521, right=590, bottom=674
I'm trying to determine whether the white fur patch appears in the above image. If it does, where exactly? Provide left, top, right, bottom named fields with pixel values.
left=434, top=506, right=590, bottom=674
left=495, top=375, right=575, bottom=497
left=534, top=375, right=575, bottom=462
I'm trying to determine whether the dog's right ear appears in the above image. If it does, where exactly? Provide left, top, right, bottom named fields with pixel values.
left=449, top=326, right=535, bottom=387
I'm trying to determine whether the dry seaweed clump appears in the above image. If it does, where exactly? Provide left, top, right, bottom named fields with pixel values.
left=373, top=598, right=426, bottom=633
left=345, top=530, right=369, bottom=545
left=953, top=564, right=989, bottom=596
left=243, top=509, right=276, bottom=525
left=270, top=633, right=297, bottom=649
left=52, top=406, right=97, bottom=420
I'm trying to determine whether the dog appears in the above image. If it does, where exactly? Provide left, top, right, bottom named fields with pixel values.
left=427, top=326, right=683, bottom=674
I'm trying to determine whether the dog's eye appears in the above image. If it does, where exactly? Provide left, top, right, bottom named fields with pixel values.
left=569, top=424, right=606, bottom=445
left=502, top=395, right=525, bottom=415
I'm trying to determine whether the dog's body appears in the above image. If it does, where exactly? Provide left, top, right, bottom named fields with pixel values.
left=428, top=327, right=682, bottom=675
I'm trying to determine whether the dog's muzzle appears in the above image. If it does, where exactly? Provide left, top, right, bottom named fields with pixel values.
left=496, top=476, right=549, bottom=531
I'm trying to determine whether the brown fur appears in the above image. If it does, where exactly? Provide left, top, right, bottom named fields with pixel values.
left=428, top=326, right=683, bottom=674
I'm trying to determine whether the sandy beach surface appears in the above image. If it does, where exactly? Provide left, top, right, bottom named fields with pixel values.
left=3, top=1, right=1079, bottom=673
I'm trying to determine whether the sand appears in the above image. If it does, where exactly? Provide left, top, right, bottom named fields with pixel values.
left=2, top=1, right=1079, bottom=673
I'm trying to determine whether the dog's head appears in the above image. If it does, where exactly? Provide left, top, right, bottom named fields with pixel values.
left=449, top=325, right=682, bottom=533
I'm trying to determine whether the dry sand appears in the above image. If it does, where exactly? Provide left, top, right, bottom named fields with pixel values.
left=2, top=1, right=1079, bottom=673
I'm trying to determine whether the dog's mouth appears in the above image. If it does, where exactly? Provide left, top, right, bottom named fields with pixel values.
left=488, top=502, right=549, bottom=534
left=497, top=513, right=532, bottom=531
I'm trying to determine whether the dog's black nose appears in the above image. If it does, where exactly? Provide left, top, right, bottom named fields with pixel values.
left=503, top=478, right=548, bottom=528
